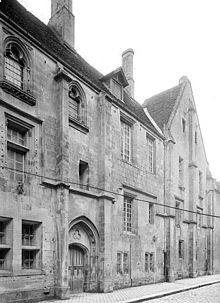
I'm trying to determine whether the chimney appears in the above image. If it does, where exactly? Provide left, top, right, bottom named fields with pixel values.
left=122, top=48, right=134, bottom=98
left=48, top=0, right=75, bottom=49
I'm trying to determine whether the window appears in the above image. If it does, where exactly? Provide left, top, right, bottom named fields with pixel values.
left=69, top=82, right=87, bottom=126
left=0, top=217, right=12, bottom=271
left=116, top=252, right=122, bottom=274
left=182, top=118, right=186, bottom=133
left=179, top=240, right=184, bottom=259
left=178, top=157, right=184, bottom=188
left=197, top=208, right=203, bottom=228
left=116, top=252, right=129, bottom=275
left=175, top=201, right=182, bottom=227
left=146, top=135, right=155, bottom=173
left=145, top=252, right=154, bottom=272
left=79, top=161, right=89, bottom=190
left=112, top=79, right=123, bottom=100
left=123, top=196, right=132, bottom=232
left=5, top=44, right=24, bottom=89
left=121, top=121, right=131, bottom=162
left=6, top=117, right=31, bottom=183
left=22, top=220, right=41, bottom=270
left=1, top=38, right=35, bottom=105
left=149, top=203, right=154, bottom=224
left=195, top=131, right=198, bottom=144
left=123, top=252, right=129, bottom=274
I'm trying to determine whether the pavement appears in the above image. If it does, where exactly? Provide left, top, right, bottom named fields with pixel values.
left=40, top=274, right=220, bottom=303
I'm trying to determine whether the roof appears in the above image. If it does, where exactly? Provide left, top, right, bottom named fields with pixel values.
left=143, top=84, right=182, bottom=130
left=0, top=0, right=161, bottom=137
left=100, top=67, right=129, bottom=88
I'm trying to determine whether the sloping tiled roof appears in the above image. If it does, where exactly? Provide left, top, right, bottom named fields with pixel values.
left=143, top=85, right=182, bottom=130
left=0, top=0, right=161, bottom=136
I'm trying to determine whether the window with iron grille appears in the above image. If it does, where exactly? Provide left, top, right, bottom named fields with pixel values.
left=145, top=252, right=154, bottom=272
left=116, top=252, right=129, bottom=275
left=123, top=252, right=129, bottom=274
left=5, top=45, right=24, bottom=89
left=121, top=121, right=131, bottom=162
left=123, top=196, right=132, bottom=232
left=0, top=222, right=5, bottom=245
left=116, top=252, right=122, bottom=274
left=22, top=250, right=36, bottom=269
left=22, top=224, right=34, bottom=246
left=146, top=135, right=155, bottom=173
left=0, top=217, right=12, bottom=271
left=22, top=220, right=41, bottom=270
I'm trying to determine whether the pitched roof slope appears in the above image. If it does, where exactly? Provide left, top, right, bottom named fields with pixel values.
left=0, top=0, right=161, bottom=137
left=143, top=84, right=182, bottom=130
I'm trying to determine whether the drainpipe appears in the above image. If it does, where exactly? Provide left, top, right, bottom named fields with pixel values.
left=130, top=238, right=132, bottom=287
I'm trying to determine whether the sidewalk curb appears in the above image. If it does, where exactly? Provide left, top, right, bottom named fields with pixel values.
left=122, top=280, right=220, bottom=303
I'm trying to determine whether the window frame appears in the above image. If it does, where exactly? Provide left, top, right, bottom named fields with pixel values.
left=21, top=220, right=41, bottom=270
left=178, top=240, right=184, bottom=259
left=146, top=134, right=155, bottom=173
left=145, top=252, right=154, bottom=272
left=123, top=196, right=133, bottom=232
left=6, top=115, right=32, bottom=184
left=116, top=251, right=129, bottom=275
left=148, top=203, right=154, bottom=224
left=178, top=157, right=184, bottom=189
left=0, top=217, right=12, bottom=272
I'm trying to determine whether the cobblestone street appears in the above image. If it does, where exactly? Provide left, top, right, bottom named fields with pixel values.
left=146, top=284, right=220, bottom=303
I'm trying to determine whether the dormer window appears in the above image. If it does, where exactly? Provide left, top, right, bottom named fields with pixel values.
left=112, top=79, right=123, bottom=100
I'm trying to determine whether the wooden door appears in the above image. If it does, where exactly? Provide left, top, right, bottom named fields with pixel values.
left=69, top=245, right=85, bottom=293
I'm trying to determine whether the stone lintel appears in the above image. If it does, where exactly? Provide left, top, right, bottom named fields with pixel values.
left=183, top=219, right=197, bottom=225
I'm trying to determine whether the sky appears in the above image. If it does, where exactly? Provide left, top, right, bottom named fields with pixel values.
left=18, top=0, right=220, bottom=180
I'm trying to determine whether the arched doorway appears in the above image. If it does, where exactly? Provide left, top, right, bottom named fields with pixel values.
left=68, top=216, right=99, bottom=293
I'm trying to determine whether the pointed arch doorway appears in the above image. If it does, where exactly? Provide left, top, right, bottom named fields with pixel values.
left=68, top=216, right=99, bottom=294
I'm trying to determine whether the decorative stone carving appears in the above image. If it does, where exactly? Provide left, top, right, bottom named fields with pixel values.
left=0, top=80, right=36, bottom=106
left=72, top=229, right=81, bottom=240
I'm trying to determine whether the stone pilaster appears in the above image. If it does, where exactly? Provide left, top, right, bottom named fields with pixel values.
left=188, top=107, right=197, bottom=277
left=55, top=183, right=70, bottom=299
left=164, top=138, right=175, bottom=282
left=98, top=196, right=113, bottom=292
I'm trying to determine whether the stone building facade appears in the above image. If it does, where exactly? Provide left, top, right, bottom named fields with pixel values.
left=143, top=77, right=215, bottom=281
left=0, top=0, right=218, bottom=302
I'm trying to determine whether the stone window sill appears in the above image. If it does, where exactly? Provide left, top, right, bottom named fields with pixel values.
left=69, top=117, right=89, bottom=134
left=0, top=80, right=36, bottom=106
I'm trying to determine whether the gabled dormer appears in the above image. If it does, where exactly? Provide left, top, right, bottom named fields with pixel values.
left=100, top=67, right=128, bottom=101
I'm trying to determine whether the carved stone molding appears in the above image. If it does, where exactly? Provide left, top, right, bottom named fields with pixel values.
left=0, top=80, right=36, bottom=106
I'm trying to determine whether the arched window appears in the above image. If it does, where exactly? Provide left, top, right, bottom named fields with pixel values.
left=1, top=37, right=35, bottom=105
left=5, top=43, right=24, bottom=89
left=69, top=82, right=87, bottom=125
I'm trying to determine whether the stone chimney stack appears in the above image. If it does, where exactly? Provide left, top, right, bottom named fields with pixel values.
left=122, top=49, right=135, bottom=98
left=48, top=0, right=75, bottom=49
